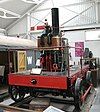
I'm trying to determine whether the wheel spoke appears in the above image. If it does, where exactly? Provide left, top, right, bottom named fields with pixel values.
left=9, top=86, right=25, bottom=102
left=15, top=93, right=18, bottom=99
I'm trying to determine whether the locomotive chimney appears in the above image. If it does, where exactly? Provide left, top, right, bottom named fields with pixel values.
left=52, top=8, right=59, bottom=36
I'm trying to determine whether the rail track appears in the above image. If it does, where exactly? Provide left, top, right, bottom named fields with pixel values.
left=0, top=87, right=96, bottom=112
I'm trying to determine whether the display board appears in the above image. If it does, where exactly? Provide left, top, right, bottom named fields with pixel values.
left=75, top=42, right=84, bottom=57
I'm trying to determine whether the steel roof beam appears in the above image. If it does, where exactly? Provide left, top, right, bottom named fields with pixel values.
left=61, top=3, right=95, bottom=26
left=32, top=1, right=95, bottom=12
left=60, top=0, right=95, bottom=7
left=6, top=0, right=48, bottom=30
left=63, top=7, right=96, bottom=23
left=0, top=8, right=20, bottom=19
left=21, top=0, right=39, bottom=4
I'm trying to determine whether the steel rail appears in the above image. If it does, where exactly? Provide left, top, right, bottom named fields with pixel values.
left=10, top=96, right=33, bottom=107
left=0, top=103, right=38, bottom=112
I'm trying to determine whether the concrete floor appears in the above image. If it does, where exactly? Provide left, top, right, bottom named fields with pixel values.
left=90, top=87, right=100, bottom=112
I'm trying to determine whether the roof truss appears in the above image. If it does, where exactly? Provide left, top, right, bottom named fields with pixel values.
left=0, top=8, right=20, bottom=19
left=21, top=0, right=40, bottom=4
left=6, top=0, right=47, bottom=30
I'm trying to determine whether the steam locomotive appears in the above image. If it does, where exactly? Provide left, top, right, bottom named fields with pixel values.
left=8, top=8, right=92, bottom=110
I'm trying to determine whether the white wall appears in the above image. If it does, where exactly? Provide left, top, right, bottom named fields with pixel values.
left=64, top=31, right=85, bottom=65
left=64, top=30, right=100, bottom=65
left=86, top=41, right=100, bottom=58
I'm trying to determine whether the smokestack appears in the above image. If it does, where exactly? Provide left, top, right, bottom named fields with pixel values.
left=52, top=8, right=59, bottom=36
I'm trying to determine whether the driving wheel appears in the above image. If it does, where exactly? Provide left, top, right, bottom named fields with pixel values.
left=9, top=85, right=25, bottom=102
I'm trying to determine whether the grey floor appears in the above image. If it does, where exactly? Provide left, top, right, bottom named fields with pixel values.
left=90, top=86, right=100, bottom=112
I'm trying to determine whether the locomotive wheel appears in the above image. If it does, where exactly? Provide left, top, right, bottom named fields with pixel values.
left=9, top=85, right=25, bottom=102
left=85, top=71, right=92, bottom=94
left=74, top=78, right=84, bottom=110
left=86, top=71, right=92, bottom=84
left=30, top=91, right=39, bottom=98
